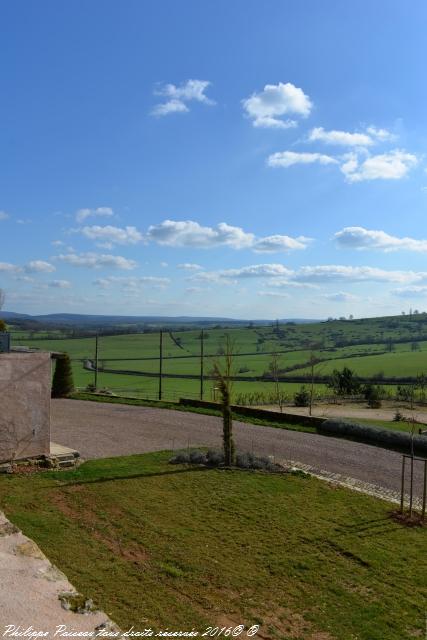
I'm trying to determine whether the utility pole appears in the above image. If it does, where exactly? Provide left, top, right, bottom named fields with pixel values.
left=158, top=330, right=163, bottom=401
left=94, top=333, right=99, bottom=390
left=200, top=329, right=204, bottom=400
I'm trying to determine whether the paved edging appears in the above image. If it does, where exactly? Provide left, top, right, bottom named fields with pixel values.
left=0, top=510, right=120, bottom=632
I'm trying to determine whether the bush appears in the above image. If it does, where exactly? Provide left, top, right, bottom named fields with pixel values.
left=294, top=386, right=310, bottom=407
left=51, top=353, right=74, bottom=398
left=206, top=449, right=224, bottom=466
left=169, top=452, right=190, bottom=464
left=189, top=450, right=206, bottom=464
left=393, top=410, right=405, bottom=422
left=363, top=383, right=382, bottom=409
left=0, top=319, right=6, bottom=332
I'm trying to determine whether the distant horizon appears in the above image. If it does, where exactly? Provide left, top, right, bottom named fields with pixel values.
left=2, top=1, right=427, bottom=319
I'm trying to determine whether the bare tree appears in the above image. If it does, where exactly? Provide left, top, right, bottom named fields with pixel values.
left=269, top=352, right=285, bottom=412
left=308, top=351, right=323, bottom=416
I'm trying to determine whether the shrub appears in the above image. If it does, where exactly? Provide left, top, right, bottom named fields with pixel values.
left=393, top=410, right=405, bottom=422
left=363, top=383, right=382, bottom=408
left=189, top=450, right=206, bottom=464
left=206, top=450, right=225, bottom=466
left=51, top=353, right=74, bottom=398
left=169, top=452, right=190, bottom=464
left=294, top=386, right=310, bottom=407
left=0, top=319, right=6, bottom=332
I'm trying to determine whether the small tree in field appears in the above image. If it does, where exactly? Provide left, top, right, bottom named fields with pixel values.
left=269, top=352, right=286, bottom=412
left=213, top=334, right=236, bottom=466
left=51, top=353, right=75, bottom=398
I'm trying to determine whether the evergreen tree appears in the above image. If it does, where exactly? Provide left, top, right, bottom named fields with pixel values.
left=51, top=353, right=74, bottom=398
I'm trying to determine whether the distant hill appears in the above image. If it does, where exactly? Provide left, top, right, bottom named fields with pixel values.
left=0, top=311, right=317, bottom=329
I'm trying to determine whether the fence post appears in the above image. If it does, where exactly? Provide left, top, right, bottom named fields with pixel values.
left=200, top=329, right=204, bottom=400
left=400, top=455, right=405, bottom=513
left=409, top=455, right=414, bottom=518
left=422, top=459, right=427, bottom=521
left=159, top=330, right=163, bottom=401
left=94, top=333, right=99, bottom=390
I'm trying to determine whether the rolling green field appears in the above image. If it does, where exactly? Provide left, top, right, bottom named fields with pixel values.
left=9, top=313, right=427, bottom=402
left=0, top=451, right=425, bottom=639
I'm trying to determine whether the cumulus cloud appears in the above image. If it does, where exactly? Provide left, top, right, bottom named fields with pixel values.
left=366, top=126, right=395, bottom=141
left=147, top=220, right=254, bottom=249
left=0, top=211, right=10, bottom=221
left=267, top=151, right=337, bottom=168
left=253, top=235, right=311, bottom=253
left=24, top=260, right=56, bottom=273
left=48, top=280, right=72, bottom=289
left=55, top=252, right=137, bottom=270
left=151, top=79, right=215, bottom=116
left=80, top=225, right=143, bottom=247
left=146, top=219, right=309, bottom=254
left=334, top=227, right=427, bottom=252
left=242, top=82, right=312, bottom=129
left=192, top=264, right=294, bottom=284
left=308, top=127, right=373, bottom=147
left=340, top=150, right=418, bottom=182
left=75, top=207, right=114, bottom=223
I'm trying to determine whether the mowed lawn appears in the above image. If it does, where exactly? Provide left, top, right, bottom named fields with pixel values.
left=0, top=453, right=425, bottom=639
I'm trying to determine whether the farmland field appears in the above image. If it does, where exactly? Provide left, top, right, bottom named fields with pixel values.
left=9, top=313, right=427, bottom=403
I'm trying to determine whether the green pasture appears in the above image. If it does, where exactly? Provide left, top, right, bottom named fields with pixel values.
left=0, top=452, right=425, bottom=638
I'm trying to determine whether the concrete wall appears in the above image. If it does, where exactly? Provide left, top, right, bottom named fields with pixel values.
left=0, top=352, right=51, bottom=462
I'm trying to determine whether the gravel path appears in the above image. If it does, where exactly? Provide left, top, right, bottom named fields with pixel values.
left=51, top=399, right=425, bottom=499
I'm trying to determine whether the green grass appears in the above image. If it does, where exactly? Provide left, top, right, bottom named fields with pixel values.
left=0, top=452, right=425, bottom=639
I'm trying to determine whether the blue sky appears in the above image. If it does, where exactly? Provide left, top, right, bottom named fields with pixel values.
left=2, top=0, right=427, bottom=319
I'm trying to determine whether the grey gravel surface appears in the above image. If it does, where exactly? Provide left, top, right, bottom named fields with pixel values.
left=51, top=399, right=425, bottom=498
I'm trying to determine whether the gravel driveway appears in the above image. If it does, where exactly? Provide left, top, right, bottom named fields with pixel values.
left=51, top=399, right=425, bottom=499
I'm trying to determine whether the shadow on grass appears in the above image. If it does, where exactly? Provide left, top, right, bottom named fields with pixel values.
left=50, top=464, right=213, bottom=489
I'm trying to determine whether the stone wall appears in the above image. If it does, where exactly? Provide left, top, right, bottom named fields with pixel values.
left=0, top=352, right=51, bottom=462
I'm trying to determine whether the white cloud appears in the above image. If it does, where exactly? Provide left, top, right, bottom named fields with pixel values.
left=308, top=127, right=373, bottom=147
left=151, top=79, right=214, bottom=117
left=48, top=280, right=72, bottom=289
left=334, top=226, right=427, bottom=252
left=366, top=126, right=395, bottom=141
left=147, top=220, right=255, bottom=249
left=80, top=225, right=143, bottom=247
left=24, top=260, right=56, bottom=273
left=340, top=149, right=418, bottom=182
left=322, top=292, right=359, bottom=302
left=0, top=262, right=18, bottom=273
left=267, top=151, right=338, bottom=168
left=253, top=235, right=311, bottom=253
left=257, top=291, right=289, bottom=298
left=294, top=265, right=421, bottom=284
left=177, top=263, right=204, bottom=270
left=0, top=211, right=10, bottom=221
left=242, top=82, right=312, bottom=129
left=55, top=252, right=137, bottom=270
left=93, top=276, right=170, bottom=289
left=75, top=207, right=114, bottom=223
left=392, top=286, right=427, bottom=298
left=193, top=264, right=294, bottom=283
left=194, top=263, right=427, bottom=287
left=51, top=240, right=65, bottom=247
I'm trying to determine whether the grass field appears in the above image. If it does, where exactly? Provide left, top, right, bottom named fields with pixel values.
left=0, top=452, right=425, bottom=639
left=9, top=313, right=427, bottom=403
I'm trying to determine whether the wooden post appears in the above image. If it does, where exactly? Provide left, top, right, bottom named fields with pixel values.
left=158, top=330, right=163, bottom=401
left=422, top=459, right=427, bottom=521
left=200, top=330, right=204, bottom=400
left=94, top=334, right=99, bottom=390
left=400, top=455, right=405, bottom=513
left=409, top=455, right=414, bottom=518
